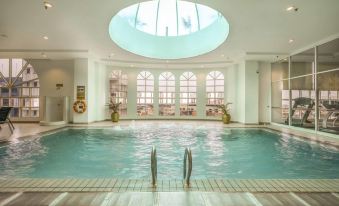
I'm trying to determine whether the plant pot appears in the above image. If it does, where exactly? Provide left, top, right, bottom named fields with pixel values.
left=222, top=114, right=231, bottom=124
left=111, top=112, right=119, bottom=122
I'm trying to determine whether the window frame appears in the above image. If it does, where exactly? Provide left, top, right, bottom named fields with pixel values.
left=0, top=58, right=40, bottom=119
left=206, top=71, right=224, bottom=116
left=180, top=72, right=197, bottom=116
left=137, top=71, right=154, bottom=116
left=159, top=72, right=175, bottom=116
left=109, top=70, right=128, bottom=116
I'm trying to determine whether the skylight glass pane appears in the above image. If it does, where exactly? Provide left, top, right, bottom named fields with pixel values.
left=177, top=1, right=199, bottom=35
left=118, top=4, right=138, bottom=27
left=115, top=0, right=223, bottom=39
left=12, top=58, right=23, bottom=77
left=197, top=4, right=219, bottom=30
left=157, top=0, right=177, bottom=36
left=136, top=1, right=158, bottom=35
left=0, top=59, right=9, bottom=78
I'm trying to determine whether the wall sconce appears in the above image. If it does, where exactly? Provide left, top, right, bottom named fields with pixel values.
left=56, top=83, right=63, bottom=90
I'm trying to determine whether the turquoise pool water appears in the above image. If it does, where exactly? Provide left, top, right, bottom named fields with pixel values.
left=0, top=124, right=339, bottom=179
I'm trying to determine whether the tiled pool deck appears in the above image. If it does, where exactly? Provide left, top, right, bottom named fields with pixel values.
left=0, top=179, right=339, bottom=193
left=0, top=179, right=339, bottom=205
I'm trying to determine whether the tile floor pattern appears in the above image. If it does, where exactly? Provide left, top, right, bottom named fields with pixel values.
left=0, top=179, right=339, bottom=193
left=0, top=191, right=339, bottom=206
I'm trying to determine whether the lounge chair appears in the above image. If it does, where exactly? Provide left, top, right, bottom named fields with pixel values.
left=0, top=107, right=15, bottom=133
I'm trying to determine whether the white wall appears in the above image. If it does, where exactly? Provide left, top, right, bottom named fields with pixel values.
left=73, top=58, right=107, bottom=123
left=233, top=60, right=261, bottom=124
left=30, top=58, right=270, bottom=124
left=258, top=62, right=271, bottom=123
left=73, top=58, right=89, bottom=123
left=93, top=62, right=107, bottom=121
left=236, top=62, right=246, bottom=123
left=244, top=61, right=259, bottom=124
left=30, top=59, right=74, bottom=122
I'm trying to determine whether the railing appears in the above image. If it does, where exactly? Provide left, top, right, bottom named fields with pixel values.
left=183, top=147, right=192, bottom=186
left=151, top=146, right=157, bottom=187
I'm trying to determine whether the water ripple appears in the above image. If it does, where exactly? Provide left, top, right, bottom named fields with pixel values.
left=0, top=125, right=339, bottom=179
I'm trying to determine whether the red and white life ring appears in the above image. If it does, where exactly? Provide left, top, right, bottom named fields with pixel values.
left=73, top=100, right=87, bottom=113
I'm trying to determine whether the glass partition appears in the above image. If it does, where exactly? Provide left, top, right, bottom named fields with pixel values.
left=290, top=76, right=315, bottom=129
left=271, top=37, right=339, bottom=135
left=271, top=61, right=289, bottom=124
left=290, top=48, right=314, bottom=78
left=289, top=49, right=315, bottom=130
left=271, top=80, right=289, bottom=124
left=271, top=61, right=289, bottom=82
left=317, top=38, right=339, bottom=134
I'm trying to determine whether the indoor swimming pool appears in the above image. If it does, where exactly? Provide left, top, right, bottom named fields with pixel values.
left=0, top=123, right=339, bottom=179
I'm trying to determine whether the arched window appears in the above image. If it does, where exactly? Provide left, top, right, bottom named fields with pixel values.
left=109, top=70, right=128, bottom=116
left=137, top=71, right=154, bottom=116
left=0, top=58, right=40, bottom=119
left=159, top=72, right=175, bottom=116
left=206, top=71, right=224, bottom=116
left=180, top=72, right=197, bottom=116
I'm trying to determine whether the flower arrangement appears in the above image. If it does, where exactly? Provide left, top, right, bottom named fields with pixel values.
left=218, top=102, right=232, bottom=115
left=218, top=102, right=232, bottom=124
left=109, top=101, right=121, bottom=113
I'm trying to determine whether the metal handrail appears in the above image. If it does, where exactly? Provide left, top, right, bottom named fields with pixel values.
left=183, top=147, right=192, bottom=186
left=151, top=146, right=157, bottom=187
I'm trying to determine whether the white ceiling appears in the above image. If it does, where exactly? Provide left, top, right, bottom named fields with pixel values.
left=0, top=0, right=339, bottom=66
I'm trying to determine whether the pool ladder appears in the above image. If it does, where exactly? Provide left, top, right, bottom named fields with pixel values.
left=151, top=146, right=157, bottom=187
left=183, top=147, right=193, bottom=186
left=150, top=146, right=192, bottom=187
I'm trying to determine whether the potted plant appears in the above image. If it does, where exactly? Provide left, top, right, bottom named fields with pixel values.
left=109, top=101, right=121, bottom=122
left=218, top=103, right=232, bottom=124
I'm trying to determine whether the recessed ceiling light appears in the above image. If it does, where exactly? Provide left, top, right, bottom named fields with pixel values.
left=288, top=39, right=294, bottom=43
left=221, top=54, right=225, bottom=57
left=44, top=1, right=53, bottom=9
left=43, top=36, right=49, bottom=40
left=286, top=6, right=298, bottom=12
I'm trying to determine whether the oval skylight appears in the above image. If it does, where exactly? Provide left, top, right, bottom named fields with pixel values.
left=109, top=0, right=229, bottom=59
